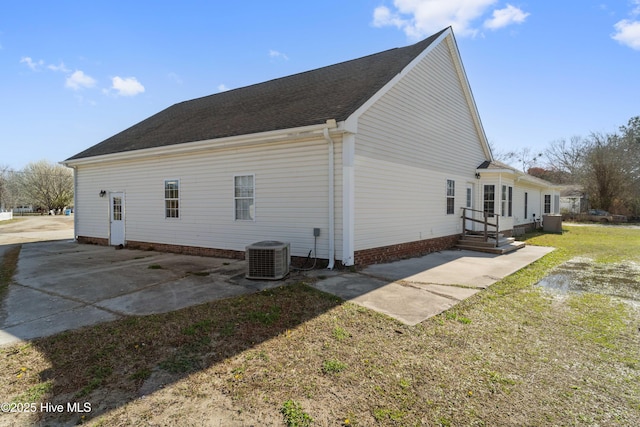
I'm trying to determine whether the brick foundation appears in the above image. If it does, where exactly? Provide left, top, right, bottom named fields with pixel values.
left=125, top=240, right=245, bottom=259
left=77, top=236, right=109, bottom=246
left=354, top=234, right=460, bottom=267
left=78, top=234, right=460, bottom=269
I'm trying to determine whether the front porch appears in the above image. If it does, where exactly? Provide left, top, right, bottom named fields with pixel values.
left=456, top=207, right=525, bottom=254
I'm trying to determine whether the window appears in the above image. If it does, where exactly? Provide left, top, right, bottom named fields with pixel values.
left=112, top=196, right=122, bottom=221
left=524, top=192, right=528, bottom=219
left=501, top=185, right=513, bottom=217
left=446, top=180, right=455, bottom=215
left=501, top=186, right=506, bottom=217
left=234, top=175, right=254, bottom=220
left=544, top=194, right=551, bottom=214
left=483, top=185, right=495, bottom=216
left=164, top=179, right=179, bottom=218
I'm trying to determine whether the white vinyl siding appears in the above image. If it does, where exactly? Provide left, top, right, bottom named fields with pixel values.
left=73, top=137, right=343, bottom=260
left=353, top=41, right=487, bottom=250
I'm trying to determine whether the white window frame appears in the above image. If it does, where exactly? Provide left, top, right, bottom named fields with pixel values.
left=234, top=174, right=255, bottom=221
left=484, top=184, right=495, bottom=217
left=446, top=179, right=455, bottom=215
left=501, top=185, right=513, bottom=217
left=544, top=194, right=551, bottom=214
left=164, top=179, right=180, bottom=219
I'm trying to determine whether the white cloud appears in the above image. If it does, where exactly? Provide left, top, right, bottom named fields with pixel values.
left=168, top=72, right=183, bottom=85
left=65, top=70, right=96, bottom=90
left=372, top=0, right=529, bottom=39
left=20, top=56, right=44, bottom=71
left=48, top=62, right=70, bottom=73
left=217, top=84, right=229, bottom=92
left=484, top=4, right=529, bottom=30
left=110, top=76, right=145, bottom=96
left=372, top=0, right=497, bottom=38
left=612, top=19, right=640, bottom=50
left=269, top=49, right=289, bottom=61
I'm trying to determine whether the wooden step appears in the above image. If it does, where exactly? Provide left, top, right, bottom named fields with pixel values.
left=456, top=241, right=526, bottom=254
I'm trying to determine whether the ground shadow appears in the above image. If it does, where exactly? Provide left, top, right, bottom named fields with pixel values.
left=1, top=243, right=343, bottom=425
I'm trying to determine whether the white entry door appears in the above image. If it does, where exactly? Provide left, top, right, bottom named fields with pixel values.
left=109, top=192, right=125, bottom=246
left=465, top=185, right=474, bottom=231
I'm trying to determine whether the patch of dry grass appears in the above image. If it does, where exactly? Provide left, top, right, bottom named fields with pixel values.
left=1, top=226, right=639, bottom=426
left=0, top=245, right=20, bottom=298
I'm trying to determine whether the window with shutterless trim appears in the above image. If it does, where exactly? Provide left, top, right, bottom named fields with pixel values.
left=446, top=179, right=455, bottom=215
left=484, top=184, right=495, bottom=217
left=234, top=174, right=254, bottom=221
left=544, top=194, right=551, bottom=214
left=164, top=179, right=179, bottom=218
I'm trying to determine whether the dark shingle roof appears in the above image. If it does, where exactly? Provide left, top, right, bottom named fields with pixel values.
left=67, top=29, right=447, bottom=161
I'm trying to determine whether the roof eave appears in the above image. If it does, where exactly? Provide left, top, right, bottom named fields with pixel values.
left=63, top=119, right=341, bottom=167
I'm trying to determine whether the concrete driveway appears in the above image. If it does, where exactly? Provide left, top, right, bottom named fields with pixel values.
left=0, top=240, right=284, bottom=346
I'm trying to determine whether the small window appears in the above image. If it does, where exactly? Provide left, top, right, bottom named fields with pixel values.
left=446, top=180, right=455, bottom=215
left=524, top=192, right=528, bottom=219
left=112, top=197, right=122, bottom=221
left=544, top=194, right=551, bottom=214
left=484, top=185, right=495, bottom=216
left=502, top=185, right=513, bottom=217
left=164, top=179, right=179, bottom=218
left=235, top=175, right=254, bottom=221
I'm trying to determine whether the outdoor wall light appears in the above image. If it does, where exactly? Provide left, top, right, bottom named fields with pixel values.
left=99, top=190, right=107, bottom=197
left=475, top=172, right=481, bottom=179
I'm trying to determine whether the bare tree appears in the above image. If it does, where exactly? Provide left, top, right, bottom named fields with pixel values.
left=17, top=160, right=73, bottom=213
left=503, top=147, right=543, bottom=173
left=544, top=135, right=588, bottom=178
left=0, top=165, right=10, bottom=210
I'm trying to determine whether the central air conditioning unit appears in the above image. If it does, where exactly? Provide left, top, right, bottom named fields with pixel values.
left=245, top=241, right=290, bottom=280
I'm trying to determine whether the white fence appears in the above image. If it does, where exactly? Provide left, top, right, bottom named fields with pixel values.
left=0, top=210, right=13, bottom=221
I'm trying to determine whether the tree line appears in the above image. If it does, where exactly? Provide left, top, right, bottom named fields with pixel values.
left=0, top=160, right=74, bottom=214
left=495, top=116, right=640, bottom=217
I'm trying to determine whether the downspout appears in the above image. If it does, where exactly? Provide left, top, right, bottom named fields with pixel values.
left=72, top=166, right=78, bottom=242
left=323, top=126, right=336, bottom=270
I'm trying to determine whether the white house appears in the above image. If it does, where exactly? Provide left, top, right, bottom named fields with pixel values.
left=63, top=27, right=558, bottom=267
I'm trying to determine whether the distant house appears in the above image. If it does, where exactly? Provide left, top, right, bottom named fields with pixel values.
left=559, top=186, right=588, bottom=214
left=63, top=27, right=558, bottom=267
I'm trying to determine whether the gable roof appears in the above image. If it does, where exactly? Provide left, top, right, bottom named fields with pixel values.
left=66, top=28, right=448, bottom=161
left=477, top=160, right=558, bottom=188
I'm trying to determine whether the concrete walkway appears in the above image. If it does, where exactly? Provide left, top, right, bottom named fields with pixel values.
left=0, top=239, right=554, bottom=346
left=310, top=246, right=554, bottom=325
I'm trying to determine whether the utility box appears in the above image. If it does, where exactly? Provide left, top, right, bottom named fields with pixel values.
left=543, top=214, right=563, bottom=233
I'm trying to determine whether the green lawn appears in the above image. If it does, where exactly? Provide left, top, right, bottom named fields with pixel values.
left=1, top=225, right=639, bottom=426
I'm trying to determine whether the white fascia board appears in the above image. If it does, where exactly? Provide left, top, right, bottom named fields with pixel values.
left=64, top=120, right=340, bottom=167
left=344, top=28, right=452, bottom=134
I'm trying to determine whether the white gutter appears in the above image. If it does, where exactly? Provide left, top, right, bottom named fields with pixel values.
left=323, top=120, right=338, bottom=270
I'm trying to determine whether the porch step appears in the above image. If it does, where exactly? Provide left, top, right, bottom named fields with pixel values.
left=456, top=235, right=526, bottom=254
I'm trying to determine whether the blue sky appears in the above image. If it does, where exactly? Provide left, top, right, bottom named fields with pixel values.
left=1, top=0, right=639, bottom=170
